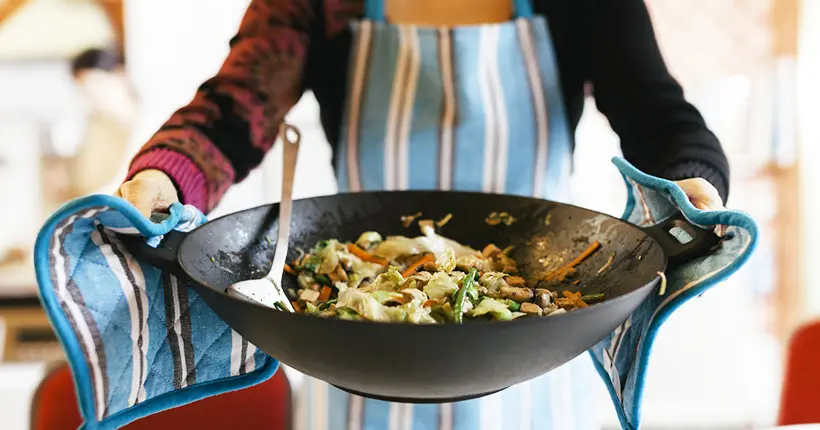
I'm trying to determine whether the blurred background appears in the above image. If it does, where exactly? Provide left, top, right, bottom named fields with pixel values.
left=0, top=0, right=816, bottom=428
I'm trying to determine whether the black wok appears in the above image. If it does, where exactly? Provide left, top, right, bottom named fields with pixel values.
left=120, top=191, right=719, bottom=403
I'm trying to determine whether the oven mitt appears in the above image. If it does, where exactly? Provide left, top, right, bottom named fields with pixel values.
left=34, top=197, right=278, bottom=430
left=589, top=157, right=758, bottom=430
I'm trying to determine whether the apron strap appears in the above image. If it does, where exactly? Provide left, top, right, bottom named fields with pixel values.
left=364, top=0, right=534, bottom=21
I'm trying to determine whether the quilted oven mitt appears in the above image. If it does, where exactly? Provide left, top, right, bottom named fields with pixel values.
left=34, top=199, right=278, bottom=430
left=587, top=158, right=757, bottom=429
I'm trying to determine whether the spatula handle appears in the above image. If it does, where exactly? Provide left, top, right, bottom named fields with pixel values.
left=268, top=123, right=301, bottom=288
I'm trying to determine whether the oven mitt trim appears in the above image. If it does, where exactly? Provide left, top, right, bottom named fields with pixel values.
left=34, top=196, right=279, bottom=430
left=588, top=157, right=758, bottom=430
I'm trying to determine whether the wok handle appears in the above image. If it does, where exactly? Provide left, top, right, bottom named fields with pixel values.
left=117, top=230, right=188, bottom=277
left=639, top=212, right=721, bottom=268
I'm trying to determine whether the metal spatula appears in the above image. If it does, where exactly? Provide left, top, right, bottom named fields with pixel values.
left=227, top=123, right=300, bottom=311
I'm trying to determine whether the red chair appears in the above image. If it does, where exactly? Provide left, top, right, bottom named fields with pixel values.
left=778, top=319, right=820, bottom=426
left=30, top=363, right=292, bottom=430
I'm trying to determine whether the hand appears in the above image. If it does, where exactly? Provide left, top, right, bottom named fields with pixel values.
left=114, top=169, right=179, bottom=219
left=674, top=178, right=727, bottom=237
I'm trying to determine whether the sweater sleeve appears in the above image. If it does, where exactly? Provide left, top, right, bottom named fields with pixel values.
left=127, top=0, right=316, bottom=212
left=581, top=0, right=730, bottom=202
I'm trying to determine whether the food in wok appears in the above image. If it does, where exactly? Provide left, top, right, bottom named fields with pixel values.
left=283, top=219, right=604, bottom=323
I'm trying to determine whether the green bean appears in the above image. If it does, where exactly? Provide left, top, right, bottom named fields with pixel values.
left=318, top=299, right=337, bottom=311
left=580, top=293, right=605, bottom=303
left=506, top=300, right=521, bottom=312
left=454, top=268, right=478, bottom=324
left=314, top=274, right=332, bottom=286
left=302, top=255, right=321, bottom=272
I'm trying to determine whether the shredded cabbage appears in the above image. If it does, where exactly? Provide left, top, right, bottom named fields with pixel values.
left=372, top=290, right=404, bottom=304
left=336, top=288, right=435, bottom=323
left=436, top=248, right=457, bottom=273
left=360, top=267, right=404, bottom=292
left=373, top=236, right=424, bottom=260
left=456, top=255, right=485, bottom=271
left=423, top=272, right=459, bottom=299
left=351, top=261, right=383, bottom=284
left=383, top=306, right=408, bottom=322
left=334, top=281, right=348, bottom=293
left=401, top=288, right=427, bottom=302
left=478, top=272, right=509, bottom=297
left=469, top=298, right=514, bottom=321
left=449, top=271, right=467, bottom=284
left=356, top=231, right=383, bottom=249
left=316, top=240, right=340, bottom=274
left=297, top=272, right=316, bottom=290
left=336, top=289, right=391, bottom=322
left=401, top=300, right=437, bottom=324
left=337, top=307, right=362, bottom=321
left=374, top=232, right=478, bottom=264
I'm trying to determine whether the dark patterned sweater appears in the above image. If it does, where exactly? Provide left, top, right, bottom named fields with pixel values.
left=127, top=0, right=730, bottom=213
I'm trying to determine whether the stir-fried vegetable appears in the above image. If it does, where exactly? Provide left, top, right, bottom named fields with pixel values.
left=284, top=224, right=604, bottom=323
left=453, top=268, right=478, bottom=323
left=485, top=212, right=517, bottom=226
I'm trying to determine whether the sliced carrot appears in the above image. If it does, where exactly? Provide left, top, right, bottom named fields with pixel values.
left=318, top=286, right=332, bottom=302
left=544, top=267, right=576, bottom=283
left=284, top=263, right=297, bottom=276
left=346, top=243, right=388, bottom=266
left=544, top=241, right=601, bottom=282
left=401, top=254, right=435, bottom=277
left=388, top=295, right=408, bottom=305
left=423, top=299, right=438, bottom=308
left=562, top=290, right=589, bottom=308
left=296, top=254, right=309, bottom=266
left=291, top=301, right=303, bottom=313
left=566, top=241, right=601, bottom=268
left=482, top=244, right=502, bottom=257
left=436, top=213, right=453, bottom=227
left=401, top=212, right=422, bottom=228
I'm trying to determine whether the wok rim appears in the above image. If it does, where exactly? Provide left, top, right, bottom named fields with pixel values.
left=177, top=190, right=667, bottom=329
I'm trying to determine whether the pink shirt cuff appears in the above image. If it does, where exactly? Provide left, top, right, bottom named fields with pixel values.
left=127, top=149, right=208, bottom=212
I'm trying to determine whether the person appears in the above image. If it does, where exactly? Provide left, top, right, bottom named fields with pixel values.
left=115, top=0, right=728, bottom=428
left=70, top=47, right=138, bottom=198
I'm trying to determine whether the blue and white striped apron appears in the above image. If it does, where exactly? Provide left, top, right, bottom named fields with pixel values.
left=296, top=1, right=597, bottom=429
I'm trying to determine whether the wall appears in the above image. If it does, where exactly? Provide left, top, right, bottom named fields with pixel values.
left=0, top=0, right=113, bottom=59
left=0, top=60, right=84, bottom=253
left=798, top=0, right=820, bottom=316
left=0, top=0, right=114, bottom=254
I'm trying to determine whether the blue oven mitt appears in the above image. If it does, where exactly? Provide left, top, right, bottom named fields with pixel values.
left=34, top=157, right=756, bottom=430
left=34, top=199, right=278, bottom=430
left=588, top=158, right=757, bottom=429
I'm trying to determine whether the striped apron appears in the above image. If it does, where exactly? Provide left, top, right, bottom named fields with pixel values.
left=296, top=0, right=596, bottom=428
